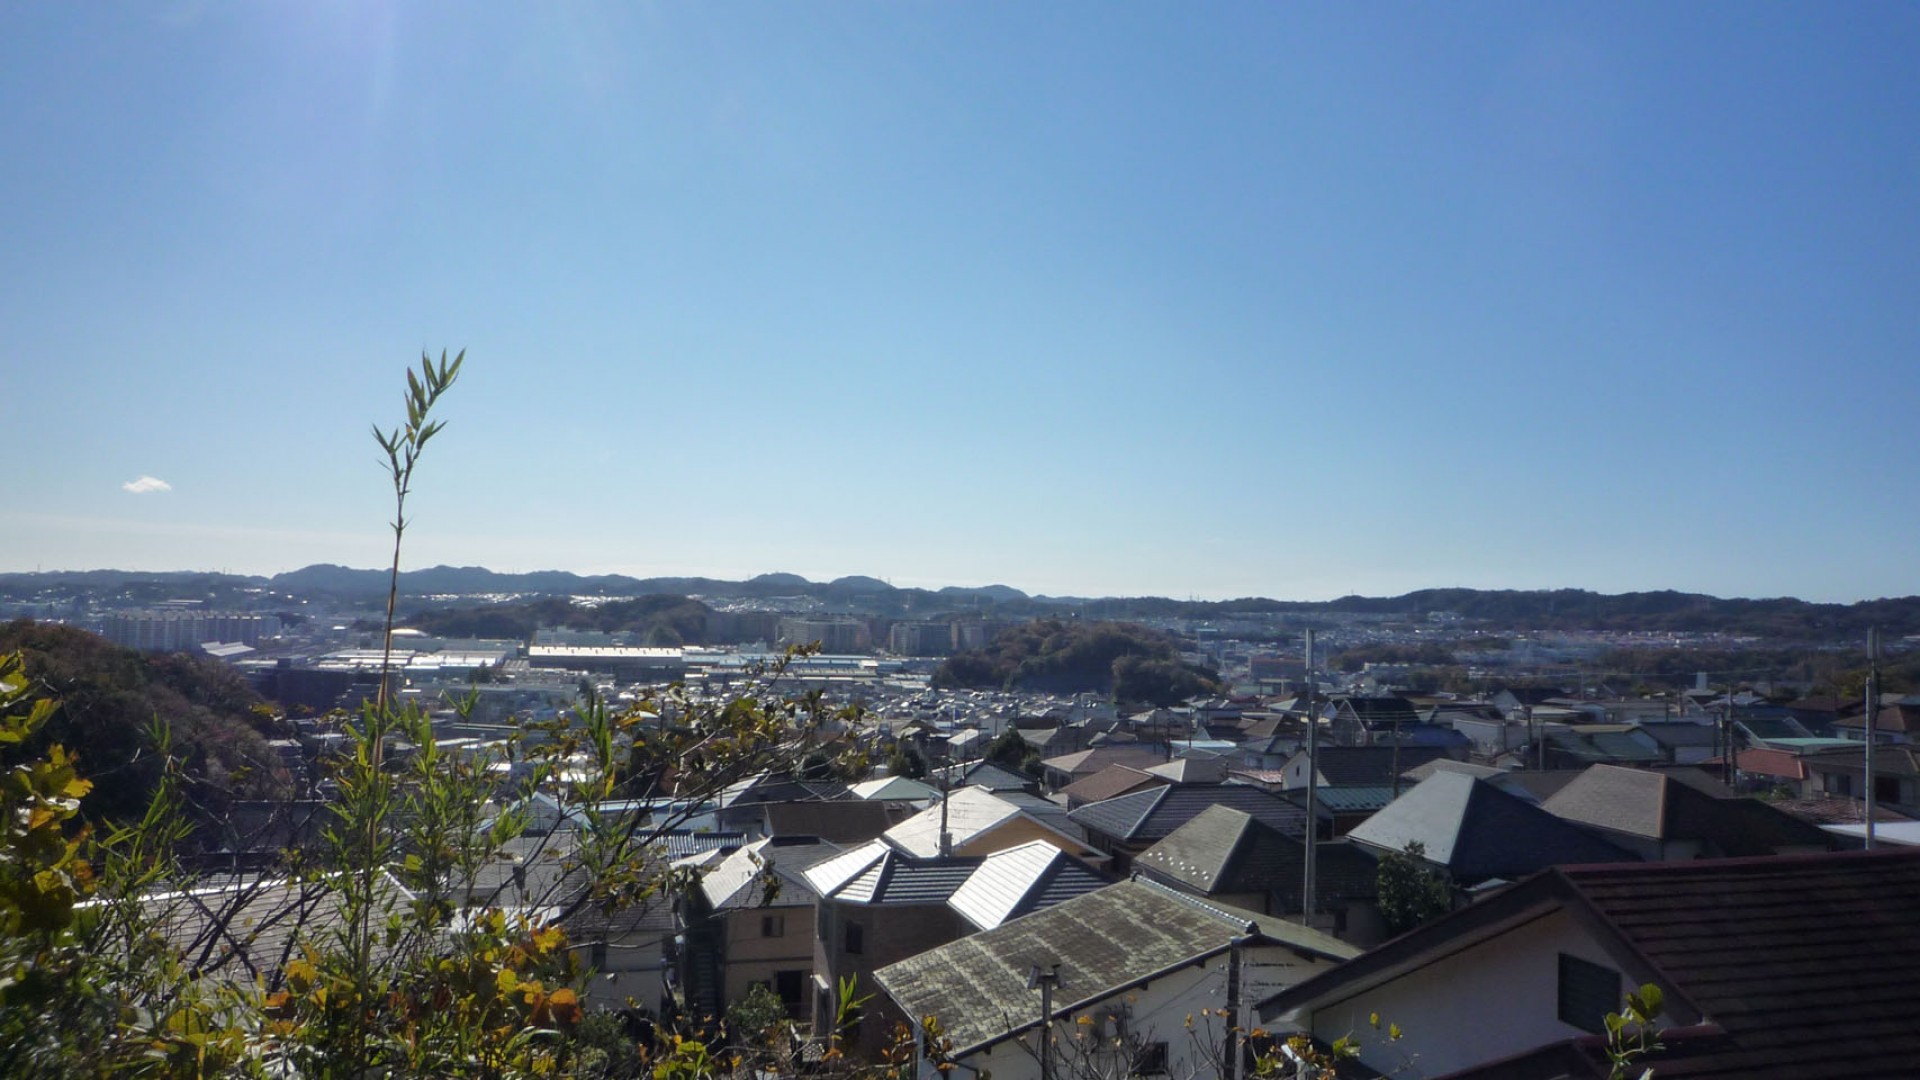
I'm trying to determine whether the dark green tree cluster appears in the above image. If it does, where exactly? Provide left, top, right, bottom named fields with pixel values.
left=0, top=619, right=286, bottom=823
left=931, top=619, right=1219, bottom=704
left=403, top=594, right=714, bottom=646
left=1375, top=842, right=1454, bottom=936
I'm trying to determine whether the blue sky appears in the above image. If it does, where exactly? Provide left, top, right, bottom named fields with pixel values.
left=4, top=3, right=1916, bottom=603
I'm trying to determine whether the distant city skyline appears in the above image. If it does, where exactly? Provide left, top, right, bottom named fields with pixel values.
left=6, top=5, right=1917, bottom=606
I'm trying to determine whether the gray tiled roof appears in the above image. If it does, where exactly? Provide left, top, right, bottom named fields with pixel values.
left=1347, top=771, right=1635, bottom=882
left=875, top=878, right=1355, bottom=1055
left=1070, top=784, right=1308, bottom=845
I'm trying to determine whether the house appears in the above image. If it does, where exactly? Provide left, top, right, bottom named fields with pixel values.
left=1274, top=745, right=1451, bottom=792
left=1346, top=772, right=1635, bottom=888
left=761, top=799, right=912, bottom=844
left=1626, top=721, right=1720, bottom=766
left=804, top=841, right=985, bottom=1053
left=1801, top=745, right=1920, bottom=816
left=802, top=836, right=1111, bottom=1055
left=1057, top=764, right=1166, bottom=810
left=1832, top=695, right=1920, bottom=745
left=715, top=773, right=850, bottom=833
left=1040, top=747, right=1166, bottom=793
left=883, top=787, right=1104, bottom=862
left=847, top=776, right=940, bottom=805
left=1541, top=764, right=1836, bottom=860
left=876, top=878, right=1359, bottom=1080
left=1134, top=805, right=1385, bottom=943
left=675, top=835, right=844, bottom=1025
left=1326, top=696, right=1423, bottom=747
left=1255, top=848, right=1920, bottom=1079
left=1070, top=783, right=1311, bottom=874
left=933, top=760, right=1039, bottom=795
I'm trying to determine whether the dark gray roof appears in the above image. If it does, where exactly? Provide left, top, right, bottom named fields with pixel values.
left=1347, top=771, right=1636, bottom=882
left=1135, top=807, right=1376, bottom=911
left=1070, top=784, right=1309, bottom=845
left=1135, top=805, right=1300, bottom=894
left=1542, top=764, right=1837, bottom=855
left=762, top=799, right=910, bottom=842
left=875, top=878, right=1356, bottom=1056
left=1283, top=785, right=1398, bottom=814
left=1309, top=745, right=1451, bottom=786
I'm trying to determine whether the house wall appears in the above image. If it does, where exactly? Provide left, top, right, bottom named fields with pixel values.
left=723, top=904, right=817, bottom=1021
left=582, top=928, right=670, bottom=1015
left=817, top=900, right=972, bottom=1056
left=1301, top=909, right=1667, bottom=1078
left=957, top=818, right=1091, bottom=860
left=945, top=944, right=1342, bottom=1080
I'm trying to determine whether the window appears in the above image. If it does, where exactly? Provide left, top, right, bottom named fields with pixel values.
left=1875, top=775, right=1901, bottom=805
left=1557, top=953, right=1621, bottom=1035
left=775, top=969, right=804, bottom=1008
left=1131, top=1042, right=1169, bottom=1076
left=844, top=921, right=864, bottom=955
left=761, top=913, right=785, bottom=938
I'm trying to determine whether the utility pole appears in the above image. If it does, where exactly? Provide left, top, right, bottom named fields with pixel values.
left=1029, top=964, right=1064, bottom=1080
left=1866, top=628, right=1880, bottom=850
left=1302, top=629, right=1319, bottom=927
left=1222, top=925, right=1254, bottom=1080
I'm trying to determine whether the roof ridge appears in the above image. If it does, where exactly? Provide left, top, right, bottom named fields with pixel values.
left=1132, top=874, right=1259, bottom=931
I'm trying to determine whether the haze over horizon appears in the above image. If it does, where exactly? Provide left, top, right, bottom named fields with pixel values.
left=6, top=6, right=1917, bottom=606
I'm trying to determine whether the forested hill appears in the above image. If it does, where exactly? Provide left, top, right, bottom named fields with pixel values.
left=0, top=620, right=286, bottom=823
left=402, top=594, right=712, bottom=645
left=3, top=566, right=1917, bottom=638
left=932, top=619, right=1220, bottom=705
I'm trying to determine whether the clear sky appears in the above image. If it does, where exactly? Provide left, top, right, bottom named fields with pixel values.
left=4, top=3, right=1916, bottom=603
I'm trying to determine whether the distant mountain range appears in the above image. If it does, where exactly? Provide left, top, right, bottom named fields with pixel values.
left=2, top=565, right=1916, bottom=639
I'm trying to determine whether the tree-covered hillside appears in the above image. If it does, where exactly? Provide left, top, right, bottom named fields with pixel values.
left=0, top=620, right=286, bottom=822
left=932, top=619, right=1219, bottom=704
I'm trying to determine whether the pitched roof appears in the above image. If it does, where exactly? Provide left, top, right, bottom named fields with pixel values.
left=848, top=776, right=939, bottom=802
left=762, top=799, right=910, bottom=843
left=876, top=878, right=1357, bottom=1056
left=884, top=787, right=1091, bottom=859
left=1347, top=772, right=1635, bottom=881
left=699, top=837, right=844, bottom=910
left=1135, top=805, right=1298, bottom=894
left=1542, top=764, right=1835, bottom=854
left=1041, top=746, right=1165, bottom=777
left=804, top=840, right=985, bottom=906
left=947, top=840, right=1111, bottom=931
left=143, top=875, right=404, bottom=988
left=1070, top=784, right=1310, bottom=845
left=935, top=760, right=1036, bottom=792
left=1057, top=764, right=1165, bottom=806
left=1144, top=756, right=1229, bottom=784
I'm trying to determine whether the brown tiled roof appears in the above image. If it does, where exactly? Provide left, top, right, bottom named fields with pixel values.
left=1555, top=850, right=1920, bottom=1077
left=1058, top=764, right=1164, bottom=807
left=1733, top=746, right=1809, bottom=781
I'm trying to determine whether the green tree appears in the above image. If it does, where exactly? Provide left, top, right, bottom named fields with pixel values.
left=1375, top=842, right=1453, bottom=936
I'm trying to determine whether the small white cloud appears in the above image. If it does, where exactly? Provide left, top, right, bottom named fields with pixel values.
left=122, top=475, right=173, bottom=495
